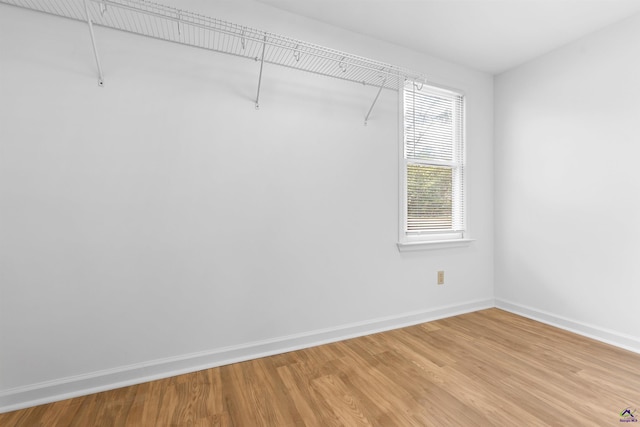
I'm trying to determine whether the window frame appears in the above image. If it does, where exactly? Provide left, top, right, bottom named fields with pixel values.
left=397, top=81, right=473, bottom=251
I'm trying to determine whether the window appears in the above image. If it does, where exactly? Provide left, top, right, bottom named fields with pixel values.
left=398, top=82, right=468, bottom=250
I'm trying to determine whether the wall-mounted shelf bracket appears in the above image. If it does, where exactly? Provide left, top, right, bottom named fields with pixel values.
left=364, top=77, right=386, bottom=126
left=84, top=0, right=104, bottom=86
left=255, top=34, right=267, bottom=110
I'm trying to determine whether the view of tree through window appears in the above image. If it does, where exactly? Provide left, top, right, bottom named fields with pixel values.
left=407, top=164, right=453, bottom=230
left=403, top=82, right=465, bottom=236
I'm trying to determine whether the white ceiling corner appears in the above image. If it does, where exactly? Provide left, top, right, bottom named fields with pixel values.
left=255, top=0, right=640, bottom=74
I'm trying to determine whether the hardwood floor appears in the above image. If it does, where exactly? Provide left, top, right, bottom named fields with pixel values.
left=2, top=308, right=639, bottom=426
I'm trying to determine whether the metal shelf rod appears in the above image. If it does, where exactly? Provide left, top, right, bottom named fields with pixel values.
left=84, top=0, right=104, bottom=86
left=365, top=78, right=386, bottom=126
left=255, top=34, right=267, bottom=110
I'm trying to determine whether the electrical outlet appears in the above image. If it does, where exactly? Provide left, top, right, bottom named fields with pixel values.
left=437, top=271, right=445, bottom=285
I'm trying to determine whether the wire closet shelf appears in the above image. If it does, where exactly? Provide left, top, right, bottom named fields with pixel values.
left=1, top=0, right=428, bottom=118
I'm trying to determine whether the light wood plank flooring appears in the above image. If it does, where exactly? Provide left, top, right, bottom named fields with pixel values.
left=2, top=308, right=639, bottom=426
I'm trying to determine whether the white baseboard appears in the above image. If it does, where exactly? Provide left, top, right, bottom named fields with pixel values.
left=495, top=298, right=640, bottom=355
left=0, top=298, right=494, bottom=414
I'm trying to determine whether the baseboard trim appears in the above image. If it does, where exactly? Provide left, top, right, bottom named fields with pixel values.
left=0, top=298, right=494, bottom=413
left=495, top=298, right=640, bottom=355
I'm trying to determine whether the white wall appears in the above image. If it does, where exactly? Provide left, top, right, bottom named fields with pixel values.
left=0, top=0, right=494, bottom=410
left=495, top=13, right=640, bottom=349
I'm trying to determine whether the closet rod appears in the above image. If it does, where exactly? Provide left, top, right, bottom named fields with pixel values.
left=1, top=0, right=428, bottom=122
left=85, top=0, right=420, bottom=89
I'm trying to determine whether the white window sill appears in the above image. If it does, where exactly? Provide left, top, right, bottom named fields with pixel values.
left=396, top=239, right=475, bottom=252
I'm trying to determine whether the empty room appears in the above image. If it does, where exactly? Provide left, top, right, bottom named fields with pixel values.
left=1, top=0, right=639, bottom=425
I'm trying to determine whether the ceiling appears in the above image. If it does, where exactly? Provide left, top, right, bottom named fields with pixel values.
left=255, top=0, right=640, bottom=74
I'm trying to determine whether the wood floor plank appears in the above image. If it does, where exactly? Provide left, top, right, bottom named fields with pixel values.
left=310, top=374, right=372, bottom=426
left=2, top=308, right=639, bottom=426
left=327, top=354, right=429, bottom=426
left=276, top=364, right=326, bottom=427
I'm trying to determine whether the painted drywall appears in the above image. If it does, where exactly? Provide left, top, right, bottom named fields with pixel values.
left=495, top=13, right=640, bottom=343
left=0, top=0, right=493, bottom=408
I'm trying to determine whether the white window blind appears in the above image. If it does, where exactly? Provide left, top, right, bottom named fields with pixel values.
left=403, top=82, right=465, bottom=238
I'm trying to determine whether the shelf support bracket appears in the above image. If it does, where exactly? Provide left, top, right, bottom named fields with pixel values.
left=84, top=0, right=104, bottom=86
left=364, top=78, right=386, bottom=125
left=255, top=34, right=267, bottom=109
